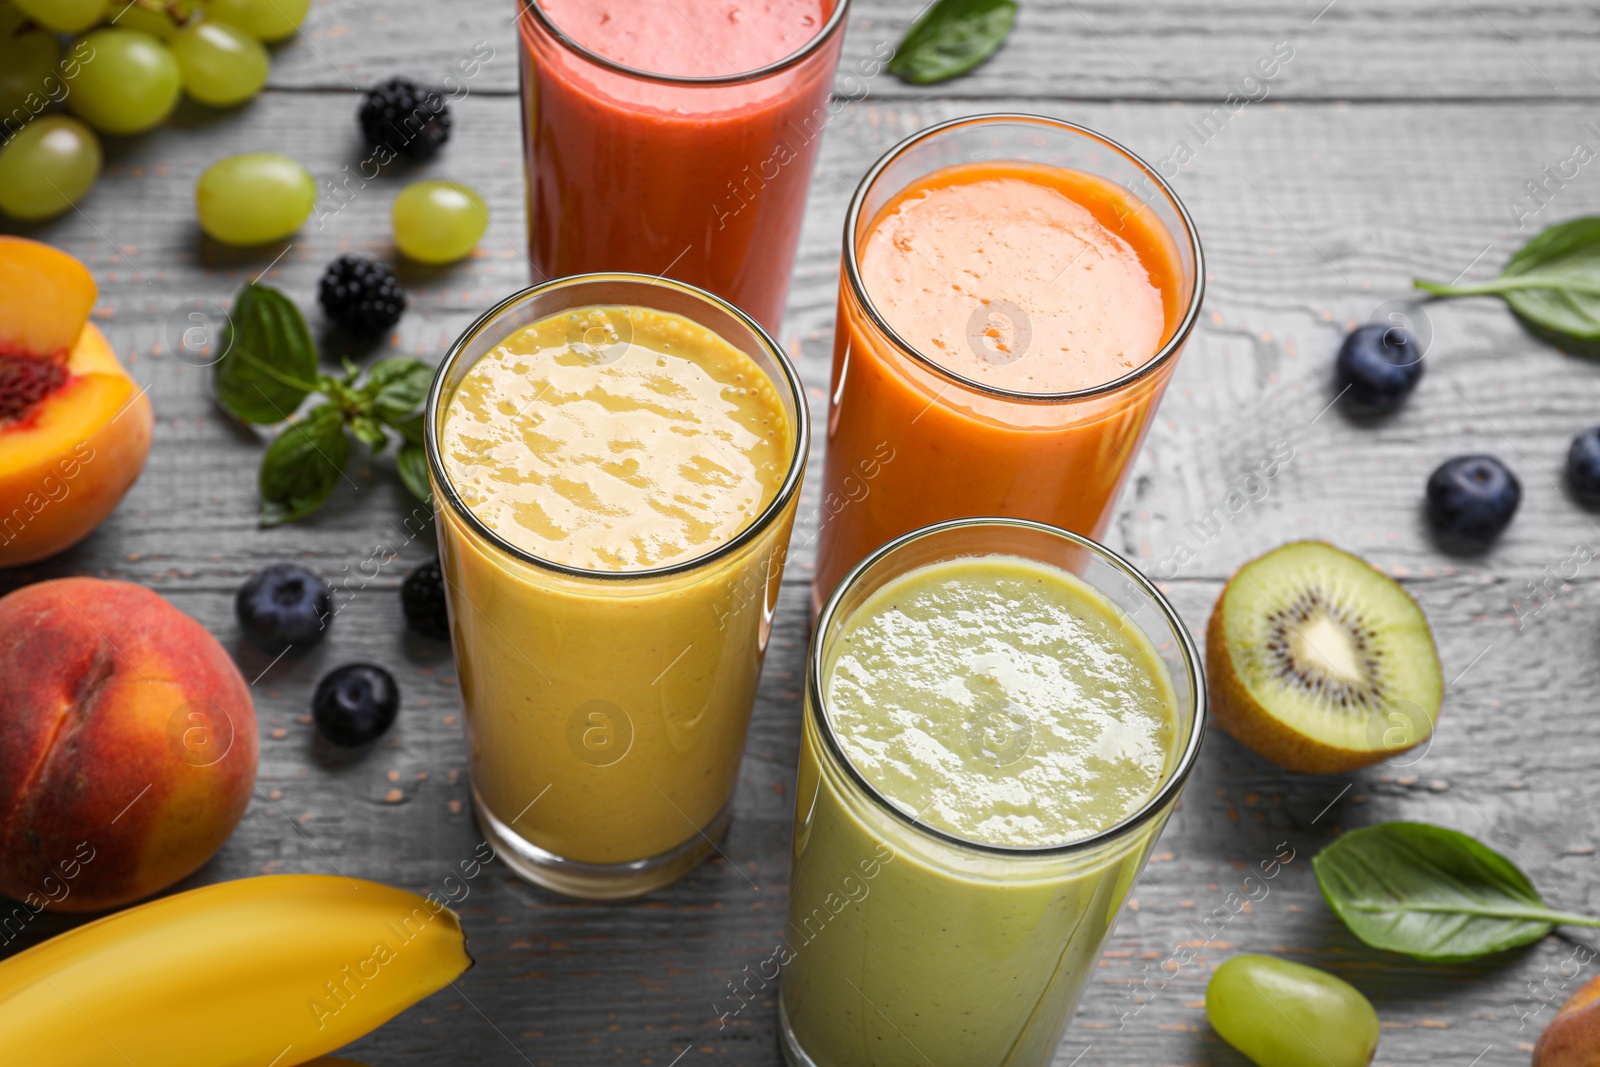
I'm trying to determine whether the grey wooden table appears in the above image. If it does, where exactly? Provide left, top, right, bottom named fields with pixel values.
left=5, top=2, right=1600, bottom=1064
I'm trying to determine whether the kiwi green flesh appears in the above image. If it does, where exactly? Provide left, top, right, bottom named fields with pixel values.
left=1220, top=542, right=1442, bottom=755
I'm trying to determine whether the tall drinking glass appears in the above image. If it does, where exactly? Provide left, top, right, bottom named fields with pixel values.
left=424, top=274, right=808, bottom=900
left=781, top=518, right=1206, bottom=1067
left=813, top=115, right=1205, bottom=612
left=516, top=0, right=851, bottom=334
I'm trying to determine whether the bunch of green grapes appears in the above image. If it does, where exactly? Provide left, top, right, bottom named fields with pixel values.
left=0, top=0, right=309, bottom=220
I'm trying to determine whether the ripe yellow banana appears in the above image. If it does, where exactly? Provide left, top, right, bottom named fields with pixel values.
left=0, top=874, right=471, bottom=1067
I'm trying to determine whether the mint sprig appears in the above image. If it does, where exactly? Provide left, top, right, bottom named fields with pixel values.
left=213, top=282, right=434, bottom=525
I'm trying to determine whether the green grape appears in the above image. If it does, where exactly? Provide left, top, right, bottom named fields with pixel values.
left=203, top=0, right=308, bottom=42
left=13, top=0, right=109, bottom=32
left=106, top=1, right=177, bottom=39
left=171, top=19, right=267, bottom=106
left=0, top=25, right=60, bottom=125
left=1, top=0, right=27, bottom=34
left=63, top=28, right=182, bottom=134
left=196, top=152, right=315, bottom=245
left=392, top=180, right=488, bottom=265
left=1206, top=955, right=1379, bottom=1067
left=0, top=115, right=102, bottom=220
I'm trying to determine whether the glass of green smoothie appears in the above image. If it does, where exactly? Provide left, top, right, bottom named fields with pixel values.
left=780, top=517, right=1206, bottom=1067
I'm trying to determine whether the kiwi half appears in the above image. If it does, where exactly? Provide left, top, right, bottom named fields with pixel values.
left=1206, top=541, right=1442, bottom=774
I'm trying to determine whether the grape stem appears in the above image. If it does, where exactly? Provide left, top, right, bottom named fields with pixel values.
left=124, top=0, right=200, bottom=24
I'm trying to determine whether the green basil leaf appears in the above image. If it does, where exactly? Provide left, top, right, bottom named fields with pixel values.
left=351, top=415, right=389, bottom=453
left=396, top=442, right=431, bottom=503
left=259, top=403, right=351, bottom=525
left=319, top=373, right=353, bottom=408
left=390, top=410, right=426, bottom=447
left=1416, top=216, right=1600, bottom=354
left=360, top=357, right=435, bottom=422
left=888, top=0, right=1017, bottom=85
left=215, top=283, right=319, bottom=424
left=1313, top=822, right=1600, bottom=961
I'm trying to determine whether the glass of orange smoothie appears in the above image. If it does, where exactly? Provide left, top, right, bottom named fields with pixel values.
left=516, top=0, right=851, bottom=334
left=424, top=274, right=808, bottom=900
left=812, top=114, right=1205, bottom=612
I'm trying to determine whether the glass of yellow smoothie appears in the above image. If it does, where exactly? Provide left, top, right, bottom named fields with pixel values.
left=780, top=517, right=1206, bottom=1067
left=424, top=274, right=808, bottom=900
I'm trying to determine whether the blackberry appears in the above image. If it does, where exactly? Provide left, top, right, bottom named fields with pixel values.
left=318, top=255, right=406, bottom=338
left=401, top=559, right=450, bottom=640
left=359, top=76, right=452, bottom=160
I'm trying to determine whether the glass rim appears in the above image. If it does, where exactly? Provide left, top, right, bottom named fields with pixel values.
left=807, top=516, right=1208, bottom=858
left=841, top=113, right=1208, bottom=405
left=516, top=0, right=852, bottom=87
left=424, top=272, right=811, bottom=583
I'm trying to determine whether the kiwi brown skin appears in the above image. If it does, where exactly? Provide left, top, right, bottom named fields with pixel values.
left=1204, top=542, right=1443, bottom=775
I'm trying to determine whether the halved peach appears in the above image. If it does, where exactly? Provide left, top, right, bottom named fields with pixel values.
left=0, top=236, right=97, bottom=359
left=0, top=237, right=153, bottom=567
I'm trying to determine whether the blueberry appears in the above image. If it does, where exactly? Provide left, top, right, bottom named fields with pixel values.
left=1567, top=427, right=1600, bottom=507
left=312, top=664, right=400, bottom=747
left=1426, top=455, right=1520, bottom=548
left=401, top=559, right=450, bottom=640
left=236, top=564, right=332, bottom=651
left=1336, top=324, right=1423, bottom=412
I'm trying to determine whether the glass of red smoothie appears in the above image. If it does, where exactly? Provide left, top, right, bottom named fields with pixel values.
left=516, top=0, right=851, bottom=334
left=812, top=114, right=1206, bottom=612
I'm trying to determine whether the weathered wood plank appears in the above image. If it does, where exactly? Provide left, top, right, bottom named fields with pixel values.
left=2, top=71, right=1599, bottom=1067
left=260, top=0, right=1600, bottom=101
left=10, top=94, right=1600, bottom=581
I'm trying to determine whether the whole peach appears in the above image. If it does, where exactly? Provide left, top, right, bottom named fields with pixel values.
left=0, top=578, right=257, bottom=912
left=1536, top=974, right=1600, bottom=1067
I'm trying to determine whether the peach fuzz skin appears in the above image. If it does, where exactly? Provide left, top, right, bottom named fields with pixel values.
left=1536, top=975, right=1600, bottom=1067
left=0, top=236, right=153, bottom=568
left=0, top=578, right=258, bottom=913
